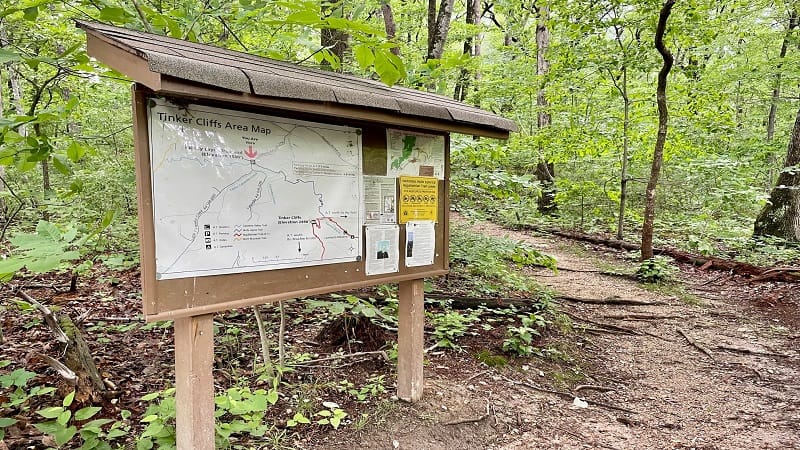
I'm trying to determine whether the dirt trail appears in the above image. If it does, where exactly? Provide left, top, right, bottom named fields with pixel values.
left=310, top=220, right=800, bottom=450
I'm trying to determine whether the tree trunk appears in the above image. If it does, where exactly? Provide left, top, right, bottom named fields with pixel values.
left=754, top=106, right=800, bottom=241
left=535, top=3, right=556, bottom=214
left=617, top=65, right=630, bottom=240
left=320, top=1, right=349, bottom=70
left=453, top=0, right=480, bottom=102
left=766, top=8, right=799, bottom=187
left=381, top=1, right=400, bottom=56
left=426, top=0, right=454, bottom=61
left=59, top=314, right=105, bottom=404
left=641, top=0, right=676, bottom=261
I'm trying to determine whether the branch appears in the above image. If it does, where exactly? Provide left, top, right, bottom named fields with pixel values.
left=17, top=290, right=68, bottom=344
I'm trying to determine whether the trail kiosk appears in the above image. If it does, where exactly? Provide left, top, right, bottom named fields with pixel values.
left=79, top=21, right=516, bottom=449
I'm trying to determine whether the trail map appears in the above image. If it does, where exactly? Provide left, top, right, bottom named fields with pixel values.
left=147, top=100, right=363, bottom=280
left=386, top=129, right=445, bottom=179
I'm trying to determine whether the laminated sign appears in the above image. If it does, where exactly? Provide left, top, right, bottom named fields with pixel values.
left=398, top=176, right=438, bottom=224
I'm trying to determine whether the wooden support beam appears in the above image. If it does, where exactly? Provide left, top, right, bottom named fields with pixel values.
left=397, top=278, right=425, bottom=402
left=174, top=314, right=215, bottom=449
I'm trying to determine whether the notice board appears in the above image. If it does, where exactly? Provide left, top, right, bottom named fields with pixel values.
left=133, top=87, right=450, bottom=320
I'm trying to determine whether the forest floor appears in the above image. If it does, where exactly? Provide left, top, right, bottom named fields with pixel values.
left=308, top=218, right=800, bottom=450
left=1, top=215, right=800, bottom=449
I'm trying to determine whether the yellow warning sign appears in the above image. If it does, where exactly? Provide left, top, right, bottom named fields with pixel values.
left=398, top=176, right=438, bottom=224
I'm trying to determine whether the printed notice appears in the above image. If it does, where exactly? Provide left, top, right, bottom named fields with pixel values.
left=365, top=225, right=399, bottom=275
left=364, top=176, right=397, bottom=224
left=387, top=129, right=445, bottom=179
left=147, top=99, right=363, bottom=279
left=405, top=221, right=435, bottom=267
left=398, top=176, right=438, bottom=224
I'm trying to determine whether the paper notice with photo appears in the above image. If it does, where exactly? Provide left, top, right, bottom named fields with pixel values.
left=405, top=220, right=435, bottom=267
left=365, top=225, right=400, bottom=275
left=364, top=176, right=397, bottom=224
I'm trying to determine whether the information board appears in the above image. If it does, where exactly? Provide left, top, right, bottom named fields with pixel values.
left=147, top=99, right=363, bottom=280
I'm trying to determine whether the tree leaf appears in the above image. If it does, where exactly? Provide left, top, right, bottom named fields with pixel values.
left=0, top=48, right=21, bottom=64
left=23, top=6, right=38, bottom=21
left=66, top=141, right=86, bottom=162
left=353, top=45, right=374, bottom=70
left=52, top=154, right=72, bottom=175
left=63, top=390, right=75, bottom=407
left=37, top=406, right=64, bottom=419
left=74, top=406, right=102, bottom=421
left=0, top=418, right=17, bottom=427
left=374, top=49, right=403, bottom=86
left=54, top=425, right=77, bottom=446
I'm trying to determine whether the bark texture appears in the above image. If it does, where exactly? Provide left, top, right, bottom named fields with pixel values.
left=453, top=0, right=481, bottom=102
left=321, top=1, right=349, bottom=71
left=754, top=106, right=800, bottom=242
left=59, top=314, right=105, bottom=403
left=426, top=0, right=455, bottom=61
left=381, top=1, right=400, bottom=56
left=641, top=0, right=676, bottom=260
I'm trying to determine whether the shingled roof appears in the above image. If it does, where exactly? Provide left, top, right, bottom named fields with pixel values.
left=77, top=21, right=516, bottom=138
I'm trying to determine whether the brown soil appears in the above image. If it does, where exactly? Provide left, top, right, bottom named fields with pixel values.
left=306, top=219, right=800, bottom=450
left=2, top=216, right=799, bottom=449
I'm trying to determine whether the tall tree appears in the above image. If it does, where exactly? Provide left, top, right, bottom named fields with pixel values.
left=766, top=6, right=799, bottom=186
left=321, top=1, right=350, bottom=70
left=534, top=2, right=556, bottom=214
left=426, top=0, right=455, bottom=61
left=453, top=0, right=481, bottom=102
left=754, top=107, right=800, bottom=241
left=641, top=0, right=677, bottom=260
left=381, top=0, right=401, bottom=56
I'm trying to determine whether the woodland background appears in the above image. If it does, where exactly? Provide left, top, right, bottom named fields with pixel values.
left=1, top=0, right=800, bottom=266
left=1, top=1, right=800, bottom=448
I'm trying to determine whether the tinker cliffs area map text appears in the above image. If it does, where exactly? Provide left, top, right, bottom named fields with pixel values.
left=147, top=100, right=363, bottom=280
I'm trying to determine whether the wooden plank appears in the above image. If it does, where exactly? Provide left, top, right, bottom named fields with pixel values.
left=145, top=269, right=447, bottom=321
left=132, top=86, right=158, bottom=315
left=86, top=36, right=162, bottom=91
left=397, top=278, right=425, bottom=402
left=174, top=314, right=215, bottom=449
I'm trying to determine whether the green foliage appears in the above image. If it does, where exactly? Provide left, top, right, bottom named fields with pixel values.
left=0, top=364, right=56, bottom=412
left=337, top=375, right=386, bottom=402
left=34, top=390, right=127, bottom=449
left=635, top=256, right=678, bottom=283
left=429, top=309, right=479, bottom=350
left=449, top=225, right=556, bottom=295
left=502, top=312, right=549, bottom=357
left=305, top=294, right=397, bottom=326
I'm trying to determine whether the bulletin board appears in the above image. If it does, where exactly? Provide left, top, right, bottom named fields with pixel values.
left=133, top=86, right=450, bottom=321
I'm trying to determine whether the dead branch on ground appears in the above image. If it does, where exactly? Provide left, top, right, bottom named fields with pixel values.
left=716, top=345, right=791, bottom=358
left=556, top=295, right=667, bottom=306
left=513, top=224, right=800, bottom=282
left=677, top=328, right=716, bottom=362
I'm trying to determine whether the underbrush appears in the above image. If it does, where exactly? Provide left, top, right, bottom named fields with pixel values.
left=0, top=227, right=564, bottom=449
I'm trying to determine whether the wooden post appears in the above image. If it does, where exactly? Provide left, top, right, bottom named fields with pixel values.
left=397, top=278, right=425, bottom=402
left=174, top=314, right=215, bottom=449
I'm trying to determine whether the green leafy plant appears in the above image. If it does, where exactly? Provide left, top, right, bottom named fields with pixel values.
left=502, top=313, right=548, bottom=357
left=0, top=363, right=56, bottom=411
left=34, top=390, right=127, bottom=449
left=337, top=375, right=386, bottom=402
left=429, top=310, right=479, bottom=350
left=305, top=294, right=397, bottom=327
left=0, top=216, right=113, bottom=281
left=635, top=256, right=678, bottom=283
left=137, top=383, right=284, bottom=449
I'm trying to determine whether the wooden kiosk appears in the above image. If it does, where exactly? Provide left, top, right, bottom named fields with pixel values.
left=79, top=21, right=516, bottom=449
